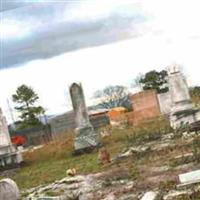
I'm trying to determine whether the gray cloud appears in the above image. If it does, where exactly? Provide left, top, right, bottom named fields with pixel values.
left=0, top=0, right=39, bottom=12
left=1, top=1, right=147, bottom=69
left=0, top=0, right=70, bottom=12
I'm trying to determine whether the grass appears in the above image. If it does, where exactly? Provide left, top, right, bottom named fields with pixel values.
left=12, top=136, right=99, bottom=189
left=2, top=117, right=198, bottom=195
left=125, top=116, right=172, bottom=146
left=11, top=117, right=170, bottom=190
left=11, top=128, right=129, bottom=190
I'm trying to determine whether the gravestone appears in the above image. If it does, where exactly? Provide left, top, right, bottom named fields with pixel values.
left=70, top=83, right=99, bottom=153
left=0, top=178, right=20, bottom=200
left=167, top=65, right=199, bottom=128
left=0, top=108, right=11, bottom=147
left=0, top=108, right=23, bottom=167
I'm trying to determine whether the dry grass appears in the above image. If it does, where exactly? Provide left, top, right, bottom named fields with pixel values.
left=11, top=128, right=129, bottom=189
left=7, top=118, right=198, bottom=192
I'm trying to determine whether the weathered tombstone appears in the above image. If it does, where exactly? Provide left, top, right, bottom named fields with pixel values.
left=0, top=108, right=11, bottom=147
left=0, top=108, right=23, bottom=167
left=70, top=83, right=99, bottom=153
left=167, top=65, right=199, bottom=128
left=0, top=108, right=14, bottom=166
left=0, top=178, right=20, bottom=200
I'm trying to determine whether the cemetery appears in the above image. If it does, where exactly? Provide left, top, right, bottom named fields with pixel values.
left=0, top=65, right=200, bottom=200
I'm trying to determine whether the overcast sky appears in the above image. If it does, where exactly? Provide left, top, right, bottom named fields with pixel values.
left=1, top=0, right=200, bottom=123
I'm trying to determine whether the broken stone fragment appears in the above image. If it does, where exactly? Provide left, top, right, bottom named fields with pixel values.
left=163, top=190, right=190, bottom=200
left=141, top=191, right=159, bottom=200
left=163, top=185, right=200, bottom=200
left=59, top=175, right=85, bottom=184
left=162, top=133, right=174, bottom=141
left=117, top=146, right=150, bottom=158
left=36, top=197, right=65, bottom=200
left=118, top=193, right=137, bottom=200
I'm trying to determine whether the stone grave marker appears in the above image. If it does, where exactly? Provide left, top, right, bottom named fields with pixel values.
left=167, top=64, right=199, bottom=128
left=70, top=83, right=99, bottom=153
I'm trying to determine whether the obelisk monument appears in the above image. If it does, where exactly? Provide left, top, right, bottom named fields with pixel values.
left=70, top=83, right=99, bottom=153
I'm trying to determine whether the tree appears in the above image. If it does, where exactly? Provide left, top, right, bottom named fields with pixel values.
left=131, top=73, right=144, bottom=90
left=93, top=85, right=132, bottom=110
left=139, top=70, right=169, bottom=93
left=190, top=86, right=200, bottom=108
left=12, top=84, right=45, bottom=129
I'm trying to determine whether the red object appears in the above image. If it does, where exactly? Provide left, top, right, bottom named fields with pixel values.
left=11, top=135, right=27, bottom=146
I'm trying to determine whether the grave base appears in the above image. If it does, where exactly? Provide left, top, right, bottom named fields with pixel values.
left=0, top=145, right=23, bottom=168
left=74, top=126, right=99, bottom=151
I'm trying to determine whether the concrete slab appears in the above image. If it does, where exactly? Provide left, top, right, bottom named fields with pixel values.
left=141, top=191, right=158, bottom=200
left=179, top=169, right=200, bottom=184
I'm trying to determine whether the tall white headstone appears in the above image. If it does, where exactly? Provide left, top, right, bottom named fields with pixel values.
left=167, top=64, right=198, bottom=128
left=0, top=107, right=23, bottom=166
left=0, top=108, right=12, bottom=150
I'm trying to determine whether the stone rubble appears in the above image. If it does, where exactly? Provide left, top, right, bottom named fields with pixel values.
left=8, top=118, right=200, bottom=200
left=22, top=167, right=200, bottom=200
left=141, top=191, right=159, bottom=200
left=163, top=184, right=200, bottom=200
left=21, top=169, right=139, bottom=200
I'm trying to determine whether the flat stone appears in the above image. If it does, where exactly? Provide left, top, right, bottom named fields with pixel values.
left=30, top=194, right=69, bottom=200
left=0, top=178, right=20, bottom=200
left=141, top=191, right=158, bottom=200
left=175, top=152, right=193, bottom=160
left=163, top=190, right=190, bottom=200
left=119, top=146, right=150, bottom=158
left=59, top=175, right=85, bottom=184
left=118, top=193, right=137, bottom=200
left=36, top=198, right=58, bottom=200
left=174, top=163, right=194, bottom=170
left=179, top=169, right=200, bottom=185
left=182, top=132, right=197, bottom=139
left=152, top=142, right=171, bottom=151
left=151, top=166, right=169, bottom=173
left=162, top=133, right=174, bottom=141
